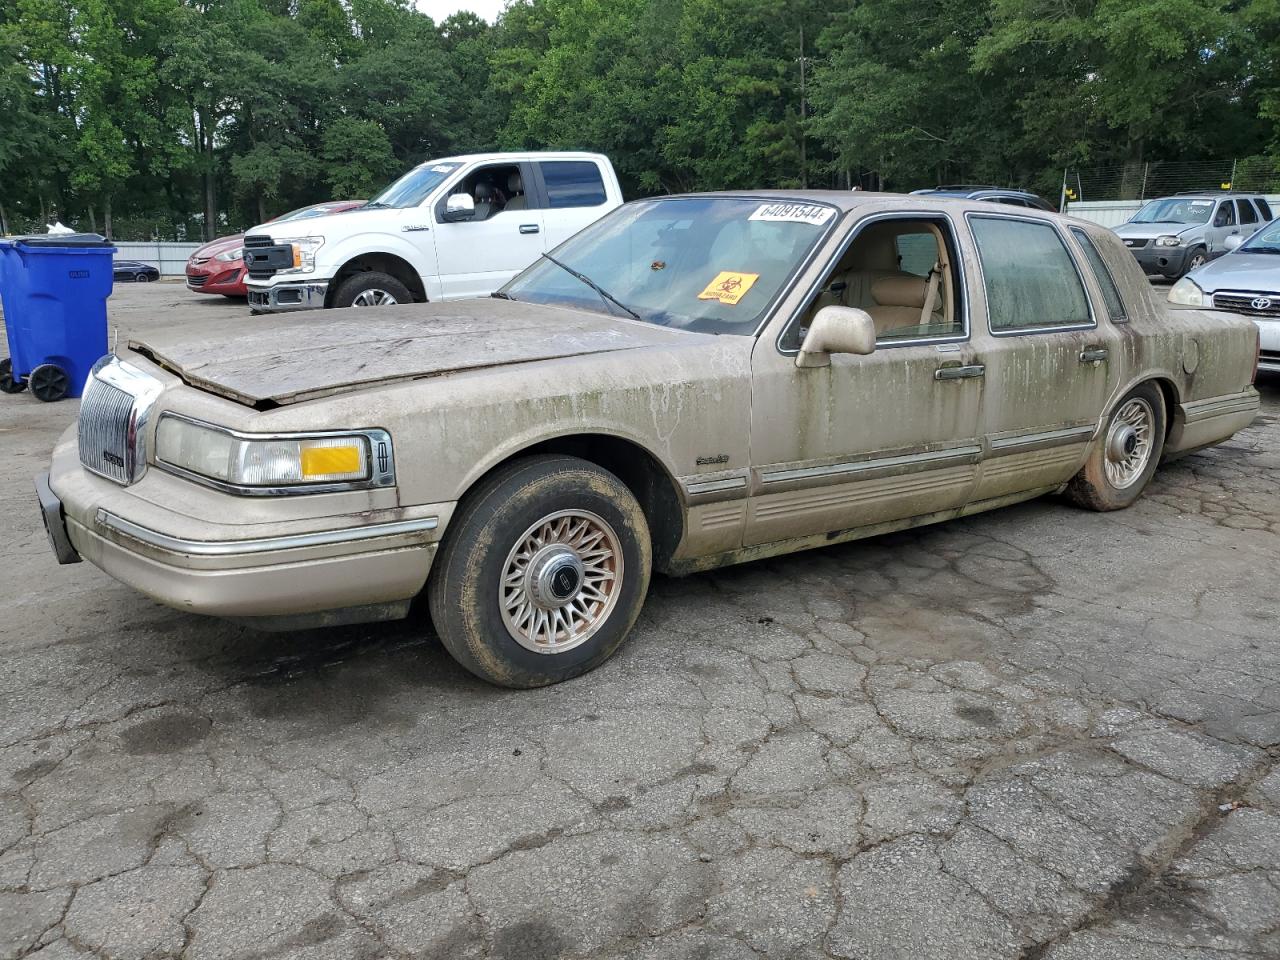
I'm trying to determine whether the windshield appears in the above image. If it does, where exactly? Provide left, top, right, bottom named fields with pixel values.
left=500, top=197, right=838, bottom=335
left=367, top=161, right=461, bottom=209
left=1130, top=198, right=1214, bottom=225
left=1240, top=220, right=1280, bottom=254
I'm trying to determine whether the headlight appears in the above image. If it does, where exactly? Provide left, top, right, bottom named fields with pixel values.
left=278, top=236, right=325, bottom=274
left=214, top=247, right=243, bottom=262
left=1155, top=235, right=1182, bottom=247
left=154, top=416, right=394, bottom=494
left=1168, top=277, right=1206, bottom=306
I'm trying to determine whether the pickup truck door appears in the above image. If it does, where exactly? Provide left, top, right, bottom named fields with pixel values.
left=962, top=213, right=1121, bottom=503
left=431, top=161, right=547, bottom=300
left=530, top=159, right=617, bottom=251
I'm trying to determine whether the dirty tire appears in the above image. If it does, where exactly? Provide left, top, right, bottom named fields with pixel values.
left=331, top=271, right=411, bottom=308
left=1066, top=381, right=1166, bottom=511
left=0, top=358, right=25, bottom=394
left=428, top=455, right=652, bottom=688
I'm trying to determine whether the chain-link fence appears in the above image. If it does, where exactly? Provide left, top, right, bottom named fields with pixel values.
left=1063, top=157, right=1280, bottom=204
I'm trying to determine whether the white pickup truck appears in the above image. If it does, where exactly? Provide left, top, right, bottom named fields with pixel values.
left=242, top=152, right=623, bottom=312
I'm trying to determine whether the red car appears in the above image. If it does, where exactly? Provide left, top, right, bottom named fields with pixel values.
left=185, top=201, right=365, bottom=297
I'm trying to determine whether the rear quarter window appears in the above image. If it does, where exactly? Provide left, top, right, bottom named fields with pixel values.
left=1070, top=227, right=1127, bottom=322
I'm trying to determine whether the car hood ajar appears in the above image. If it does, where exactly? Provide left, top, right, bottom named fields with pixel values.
left=1188, top=252, right=1280, bottom=293
left=128, top=299, right=709, bottom=407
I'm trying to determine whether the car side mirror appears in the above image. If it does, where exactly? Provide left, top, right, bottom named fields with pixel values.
left=796, top=306, right=877, bottom=368
left=1223, top=234, right=1244, bottom=252
left=443, top=194, right=476, bottom=223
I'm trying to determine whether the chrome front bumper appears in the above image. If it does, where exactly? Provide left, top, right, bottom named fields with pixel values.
left=246, top=280, right=329, bottom=312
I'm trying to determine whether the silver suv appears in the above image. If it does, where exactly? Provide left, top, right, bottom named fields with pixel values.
left=1112, top=192, right=1273, bottom=280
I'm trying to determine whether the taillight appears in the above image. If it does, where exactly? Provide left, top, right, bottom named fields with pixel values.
left=1252, top=326, right=1260, bottom=385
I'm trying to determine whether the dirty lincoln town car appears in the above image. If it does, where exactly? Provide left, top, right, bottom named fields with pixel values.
left=36, top=192, right=1261, bottom=687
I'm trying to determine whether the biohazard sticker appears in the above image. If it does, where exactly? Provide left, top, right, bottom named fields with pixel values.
left=748, top=202, right=835, bottom=226
left=698, top=271, right=760, bottom=305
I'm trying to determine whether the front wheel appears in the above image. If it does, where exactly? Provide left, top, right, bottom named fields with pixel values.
left=428, top=455, right=652, bottom=688
left=331, top=271, right=412, bottom=308
left=1179, top=246, right=1207, bottom=277
left=1065, top=382, right=1166, bottom=511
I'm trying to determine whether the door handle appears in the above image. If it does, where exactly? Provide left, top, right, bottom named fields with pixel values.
left=934, top=364, right=985, bottom=381
left=519, top=224, right=540, bottom=235
left=1079, top=347, right=1109, bottom=363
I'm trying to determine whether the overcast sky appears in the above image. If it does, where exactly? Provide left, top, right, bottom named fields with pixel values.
left=415, top=0, right=508, bottom=23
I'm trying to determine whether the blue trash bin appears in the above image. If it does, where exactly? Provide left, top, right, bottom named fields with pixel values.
left=0, top=233, right=115, bottom=401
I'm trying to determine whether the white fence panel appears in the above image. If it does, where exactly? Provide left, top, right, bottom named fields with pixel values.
left=1069, top=195, right=1280, bottom=229
left=112, top=241, right=202, bottom=277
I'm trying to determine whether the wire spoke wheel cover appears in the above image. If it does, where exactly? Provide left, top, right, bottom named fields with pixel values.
left=351, top=288, right=398, bottom=307
left=1104, top=397, right=1155, bottom=489
left=499, top=509, right=624, bottom=654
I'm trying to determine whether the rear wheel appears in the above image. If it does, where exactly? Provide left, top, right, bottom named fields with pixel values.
left=1066, top=382, right=1166, bottom=511
left=29, top=364, right=70, bottom=403
left=0, top=358, right=26, bottom=394
left=428, top=455, right=652, bottom=688
left=331, top=271, right=412, bottom=308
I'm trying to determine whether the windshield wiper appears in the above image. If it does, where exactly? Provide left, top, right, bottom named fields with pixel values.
left=491, top=291, right=517, bottom=300
left=363, top=201, right=392, bottom=209
left=539, top=253, right=644, bottom=323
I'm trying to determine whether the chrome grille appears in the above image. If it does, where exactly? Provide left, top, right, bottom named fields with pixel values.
left=1212, top=291, right=1280, bottom=318
left=77, top=356, right=164, bottom=485
left=79, top=378, right=135, bottom=483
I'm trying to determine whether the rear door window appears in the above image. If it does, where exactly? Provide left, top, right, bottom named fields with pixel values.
left=1070, top=227, right=1126, bottom=322
left=1256, top=198, right=1274, bottom=221
left=539, top=161, right=608, bottom=209
left=1236, top=199, right=1259, bottom=225
left=970, top=216, right=1092, bottom=332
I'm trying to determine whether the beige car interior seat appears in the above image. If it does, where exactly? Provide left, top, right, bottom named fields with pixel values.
left=808, top=220, right=954, bottom=339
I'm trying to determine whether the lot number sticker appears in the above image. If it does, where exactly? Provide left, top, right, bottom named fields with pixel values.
left=698, top=271, right=760, bottom=305
left=749, top=202, right=835, bottom=226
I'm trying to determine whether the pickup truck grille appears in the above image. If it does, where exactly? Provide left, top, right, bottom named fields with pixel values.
left=243, top=234, right=294, bottom=280
left=1212, top=291, right=1280, bottom=318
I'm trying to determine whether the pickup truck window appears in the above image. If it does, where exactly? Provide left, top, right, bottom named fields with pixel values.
left=971, top=216, right=1092, bottom=332
left=1070, top=227, right=1126, bottom=322
left=367, top=161, right=461, bottom=209
left=540, top=161, right=608, bottom=208
left=502, top=196, right=835, bottom=334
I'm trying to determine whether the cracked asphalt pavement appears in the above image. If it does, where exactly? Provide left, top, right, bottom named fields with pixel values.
left=2, top=285, right=1279, bottom=959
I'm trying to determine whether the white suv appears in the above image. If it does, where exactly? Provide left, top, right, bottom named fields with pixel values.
left=243, top=152, right=623, bottom=312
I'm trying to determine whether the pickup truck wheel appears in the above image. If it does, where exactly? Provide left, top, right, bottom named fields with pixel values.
left=1066, top=382, right=1166, bottom=511
left=331, top=271, right=411, bottom=308
left=428, top=455, right=652, bottom=688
